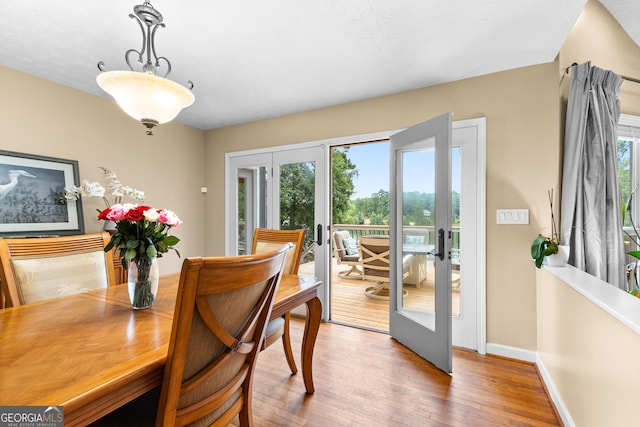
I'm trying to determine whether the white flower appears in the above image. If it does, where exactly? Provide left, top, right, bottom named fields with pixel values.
left=63, top=181, right=106, bottom=201
left=85, top=181, right=106, bottom=197
left=100, top=168, right=144, bottom=202
left=144, top=208, right=160, bottom=222
left=63, top=167, right=144, bottom=207
left=121, top=203, right=137, bottom=212
left=131, top=189, right=145, bottom=200
left=112, top=187, right=125, bottom=198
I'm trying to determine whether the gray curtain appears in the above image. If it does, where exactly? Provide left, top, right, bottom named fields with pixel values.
left=561, top=62, right=626, bottom=289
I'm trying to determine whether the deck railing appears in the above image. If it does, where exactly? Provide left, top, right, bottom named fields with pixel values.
left=331, top=224, right=461, bottom=261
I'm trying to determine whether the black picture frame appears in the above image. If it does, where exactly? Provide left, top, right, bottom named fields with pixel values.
left=0, top=150, right=84, bottom=237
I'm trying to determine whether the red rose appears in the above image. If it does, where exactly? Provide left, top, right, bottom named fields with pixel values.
left=125, top=206, right=148, bottom=221
left=97, top=207, right=111, bottom=220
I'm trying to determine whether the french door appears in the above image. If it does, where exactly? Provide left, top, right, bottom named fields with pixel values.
left=389, top=113, right=453, bottom=373
left=226, top=146, right=328, bottom=318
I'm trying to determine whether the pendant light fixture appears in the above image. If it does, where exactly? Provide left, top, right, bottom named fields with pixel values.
left=97, top=2, right=194, bottom=135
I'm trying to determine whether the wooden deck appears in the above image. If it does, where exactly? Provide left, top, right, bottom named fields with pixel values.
left=300, top=257, right=460, bottom=331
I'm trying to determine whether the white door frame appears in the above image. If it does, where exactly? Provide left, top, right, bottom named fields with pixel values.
left=224, top=119, right=486, bottom=354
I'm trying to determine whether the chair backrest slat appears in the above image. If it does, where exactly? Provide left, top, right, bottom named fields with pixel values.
left=251, top=228, right=306, bottom=275
left=360, top=235, right=391, bottom=282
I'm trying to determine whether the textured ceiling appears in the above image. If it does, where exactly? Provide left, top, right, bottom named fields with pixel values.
left=0, top=1, right=636, bottom=130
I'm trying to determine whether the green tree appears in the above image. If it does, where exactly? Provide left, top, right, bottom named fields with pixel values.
left=331, top=149, right=358, bottom=223
left=279, top=163, right=315, bottom=247
left=619, top=139, right=632, bottom=226
left=372, top=190, right=390, bottom=224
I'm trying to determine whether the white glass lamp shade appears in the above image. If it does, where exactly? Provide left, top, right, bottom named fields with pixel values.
left=96, top=71, right=195, bottom=125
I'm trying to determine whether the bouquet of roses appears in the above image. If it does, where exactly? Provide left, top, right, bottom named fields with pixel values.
left=98, top=203, right=181, bottom=268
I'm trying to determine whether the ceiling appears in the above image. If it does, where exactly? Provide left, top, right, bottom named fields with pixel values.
left=1, top=1, right=638, bottom=131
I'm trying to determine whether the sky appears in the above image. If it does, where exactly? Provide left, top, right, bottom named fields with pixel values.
left=342, top=141, right=461, bottom=200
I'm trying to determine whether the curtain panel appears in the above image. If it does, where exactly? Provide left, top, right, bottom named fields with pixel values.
left=561, top=62, right=626, bottom=289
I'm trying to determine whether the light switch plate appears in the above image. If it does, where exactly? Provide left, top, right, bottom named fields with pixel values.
left=496, top=209, right=529, bottom=224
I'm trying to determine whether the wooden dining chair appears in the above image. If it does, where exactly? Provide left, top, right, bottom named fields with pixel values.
left=156, top=245, right=290, bottom=426
left=0, top=232, right=116, bottom=307
left=251, top=228, right=306, bottom=375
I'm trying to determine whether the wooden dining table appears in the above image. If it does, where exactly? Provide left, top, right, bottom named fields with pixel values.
left=0, top=273, right=322, bottom=426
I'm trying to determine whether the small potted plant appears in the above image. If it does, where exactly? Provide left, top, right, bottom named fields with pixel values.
left=531, top=189, right=563, bottom=268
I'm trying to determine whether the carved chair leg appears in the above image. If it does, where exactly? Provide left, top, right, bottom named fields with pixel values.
left=281, top=312, right=298, bottom=375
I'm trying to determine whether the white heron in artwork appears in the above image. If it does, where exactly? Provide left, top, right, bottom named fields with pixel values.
left=0, top=170, right=36, bottom=200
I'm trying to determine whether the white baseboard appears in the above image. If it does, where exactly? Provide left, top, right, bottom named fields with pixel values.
left=485, top=342, right=537, bottom=362
left=535, top=353, right=575, bottom=427
left=485, top=342, right=574, bottom=427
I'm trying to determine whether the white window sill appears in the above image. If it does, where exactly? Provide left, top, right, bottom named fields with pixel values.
left=545, top=264, right=640, bottom=335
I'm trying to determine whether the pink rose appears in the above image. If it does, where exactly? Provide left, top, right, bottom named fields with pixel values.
left=106, top=204, right=127, bottom=221
left=158, top=209, right=181, bottom=227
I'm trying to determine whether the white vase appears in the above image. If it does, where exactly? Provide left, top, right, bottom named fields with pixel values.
left=546, top=245, right=570, bottom=267
left=103, top=220, right=117, bottom=235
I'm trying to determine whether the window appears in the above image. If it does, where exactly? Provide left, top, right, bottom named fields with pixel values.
left=618, top=114, right=640, bottom=290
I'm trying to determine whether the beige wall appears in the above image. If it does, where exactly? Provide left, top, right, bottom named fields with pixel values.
left=534, top=1, right=640, bottom=424
left=537, top=269, right=640, bottom=427
left=205, top=61, right=561, bottom=350
left=0, top=65, right=206, bottom=275
left=561, top=0, right=640, bottom=114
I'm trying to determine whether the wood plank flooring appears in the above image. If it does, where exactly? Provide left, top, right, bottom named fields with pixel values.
left=233, top=318, right=560, bottom=426
left=300, top=258, right=460, bottom=331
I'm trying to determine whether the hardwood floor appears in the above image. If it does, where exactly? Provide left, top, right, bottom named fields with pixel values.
left=234, top=318, right=561, bottom=427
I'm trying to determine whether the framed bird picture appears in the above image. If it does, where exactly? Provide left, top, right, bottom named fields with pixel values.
left=0, top=150, right=84, bottom=237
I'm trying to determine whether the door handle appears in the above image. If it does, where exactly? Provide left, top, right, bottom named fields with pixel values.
left=316, top=224, right=322, bottom=246
left=432, top=228, right=445, bottom=261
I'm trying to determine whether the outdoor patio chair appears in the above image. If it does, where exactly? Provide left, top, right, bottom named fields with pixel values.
left=360, top=235, right=409, bottom=300
left=333, top=230, right=363, bottom=279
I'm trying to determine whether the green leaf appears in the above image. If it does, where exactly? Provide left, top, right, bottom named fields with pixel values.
left=629, top=250, right=640, bottom=260
left=164, top=235, right=180, bottom=246
left=531, top=235, right=557, bottom=269
left=542, top=241, right=558, bottom=257
left=146, top=245, right=157, bottom=258
left=531, top=235, right=546, bottom=259
left=125, top=248, right=137, bottom=260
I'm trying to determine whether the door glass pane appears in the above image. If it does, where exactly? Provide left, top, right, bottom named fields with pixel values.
left=452, top=146, right=461, bottom=317
left=237, top=167, right=268, bottom=255
left=400, top=148, right=436, bottom=332
left=237, top=175, right=247, bottom=255
left=280, top=162, right=316, bottom=275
